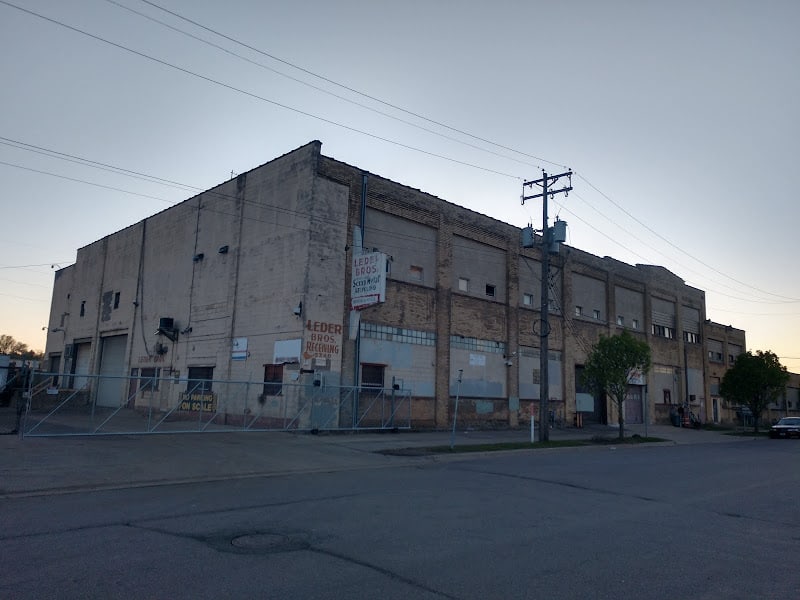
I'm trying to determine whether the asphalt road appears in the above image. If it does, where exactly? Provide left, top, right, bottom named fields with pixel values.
left=2, top=438, right=798, bottom=599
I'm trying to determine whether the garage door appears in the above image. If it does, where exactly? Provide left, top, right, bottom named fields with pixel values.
left=96, top=335, right=128, bottom=408
left=72, top=342, right=92, bottom=390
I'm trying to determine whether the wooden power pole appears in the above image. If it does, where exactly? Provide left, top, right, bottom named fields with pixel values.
left=522, top=170, right=572, bottom=442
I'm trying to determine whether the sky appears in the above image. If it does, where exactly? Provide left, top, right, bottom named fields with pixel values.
left=1, top=0, right=799, bottom=370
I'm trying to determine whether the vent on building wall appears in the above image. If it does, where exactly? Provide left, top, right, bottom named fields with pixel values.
left=156, top=317, right=178, bottom=342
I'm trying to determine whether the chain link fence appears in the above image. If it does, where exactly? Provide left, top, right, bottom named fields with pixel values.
left=17, top=371, right=411, bottom=437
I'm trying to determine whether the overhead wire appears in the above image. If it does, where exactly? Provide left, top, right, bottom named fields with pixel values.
left=0, top=0, right=522, bottom=181
left=136, top=0, right=569, bottom=171
left=575, top=171, right=800, bottom=302
left=551, top=191, right=798, bottom=306
left=134, top=0, right=799, bottom=307
left=1, top=1, right=795, bottom=312
left=103, top=0, right=547, bottom=173
left=3, top=137, right=791, bottom=324
left=0, top=159, right=175, bottom=204
left=0, top=136, right=530, bottom=263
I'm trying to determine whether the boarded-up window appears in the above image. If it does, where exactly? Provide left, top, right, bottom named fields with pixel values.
left=263, top=364, right=283, bottom=396
left=361, top=364, right=385, bottom=389
left=187, top=366, right=214, bottom=393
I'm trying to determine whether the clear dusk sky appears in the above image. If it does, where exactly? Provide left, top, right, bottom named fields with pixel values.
left=1, top=0, right=798, bottom=370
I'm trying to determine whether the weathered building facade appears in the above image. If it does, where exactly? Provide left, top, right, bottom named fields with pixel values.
left=43, top=141, right=736, bottom=429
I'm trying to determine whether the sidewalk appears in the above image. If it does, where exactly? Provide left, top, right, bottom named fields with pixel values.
left=0, top=420, right=745, bottom=499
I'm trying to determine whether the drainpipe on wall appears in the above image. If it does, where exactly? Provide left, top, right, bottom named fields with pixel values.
left=352, top=172, right=368, bottom=428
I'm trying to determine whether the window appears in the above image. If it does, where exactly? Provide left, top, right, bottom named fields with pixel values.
left=409, top=265, right=423, bottom=282
left=575, top=306, right=583, bottom=317
left=458, top=277, right=469, bottom=292
left=523, top=293, right=533, bottom=306
left=708, top=351, right=724, bottom=363
left=593, top=309, right=601, bottom=320
left=617, top=316, right=624, bottom=326
left=728, top=354, right=737, bottom=365
left=684, top=331, right=700, bottom=344
left=263, top=364, right=283, bottom=396
left=80, top=301, right=86, bottom=317
left=114, top=292, right=120, bottom=309
left=187, top=366, right=214, bottom=393
left=652, top=324, right=675, bottom=339
left=632, top=319, right=639, bottom=330
left=663, top=389, right=671, bottom=404
left=485, top=284, right=496, bottom=298
left=361, top=364, right=385, bottom=391
left=140, top=367, right=160, bottom=391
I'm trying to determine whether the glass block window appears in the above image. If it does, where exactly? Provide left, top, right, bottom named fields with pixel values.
left=450, top=335, right=506, bottom=354
left=361, top=322, right=436, bottom=346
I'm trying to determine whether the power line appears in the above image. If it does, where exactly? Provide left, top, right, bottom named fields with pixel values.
left=0, top=136, right=531, bottom=262
left=138, top=0, right=569, bottom=171
left=0, top=291, right=49, bottom=302
left=553, top=192, right=799, bottom=306
left=575, top=171, right=800, bottom=303
left=4, top=130, right=795, bottom=317
left=128, top=0, right=800, bottom=307
left=103, top=0, right=547, bottom=173
left=0, top=262, right=72, bottom=270
left=0, top=159, right=176, bottom=204
left=0, top=137, right=198, bottom=193
left=0, top=0, right=522, bottom=181
left=7, top=2, right=791, bottom=310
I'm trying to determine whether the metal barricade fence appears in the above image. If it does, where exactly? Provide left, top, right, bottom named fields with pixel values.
left=21, top=371, right=412, bottom=437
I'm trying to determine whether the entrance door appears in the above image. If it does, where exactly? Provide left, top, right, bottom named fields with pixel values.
left=96, top=335, right=128, bottom=407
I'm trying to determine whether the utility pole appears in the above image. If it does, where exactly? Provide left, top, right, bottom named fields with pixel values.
left=522, top=170, right=572, bottom=442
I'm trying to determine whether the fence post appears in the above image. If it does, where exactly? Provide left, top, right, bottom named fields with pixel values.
left=450, top=370, right=463, bottom=450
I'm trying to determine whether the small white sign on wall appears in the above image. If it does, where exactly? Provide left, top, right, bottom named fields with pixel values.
left=469, top=353, right=486, bottom=366
left=232, top=337, right=248, bottom=360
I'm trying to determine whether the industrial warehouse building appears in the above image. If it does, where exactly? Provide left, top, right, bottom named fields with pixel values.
left=43, top=141, right=753, bottom=430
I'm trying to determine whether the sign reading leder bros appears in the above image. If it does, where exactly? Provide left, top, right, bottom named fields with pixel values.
left=351, top=251, right=387, bottom=309
left=303, top=320, right=342, bottom=361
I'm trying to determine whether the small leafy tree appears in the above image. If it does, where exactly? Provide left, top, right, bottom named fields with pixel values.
left=719, top=350, right=789, bottom=433
left=0, top=334, right=28, bottom=356
left=0, top=334, right=42, bottom=361
left=581, top=331, right=652, bottom=440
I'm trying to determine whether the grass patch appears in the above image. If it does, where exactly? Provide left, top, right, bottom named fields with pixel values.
left=724, top=430, right=770, bottom=437
left=379, top=435, right=668, bottom=456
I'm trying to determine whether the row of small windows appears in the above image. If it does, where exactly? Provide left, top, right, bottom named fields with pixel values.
left=651, top=324, right=675, bottom=339
left=575, top=306, right=602, bottom=321
left=709, top=352, right=740, bottom=364
left=361, top=322, right=436, bottom=346
left=450, top=335, right=506, bottom=354
left=616, top=315, right=640, bottom=330
left=458, top=277, right=496, bottom=298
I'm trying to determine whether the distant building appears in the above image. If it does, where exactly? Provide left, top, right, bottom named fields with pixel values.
left=703, top=321, right=746, bottom=425
left=43, top=141, right=748, bottom=429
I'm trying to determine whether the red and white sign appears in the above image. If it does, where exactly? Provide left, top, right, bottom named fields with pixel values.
left=351, top=251, right=387, bottom=310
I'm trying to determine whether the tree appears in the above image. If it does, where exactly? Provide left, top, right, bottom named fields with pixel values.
left=0, top=334, right=28, bottom=356
left=719, top=350, right=789, bottom=433
left=0, top=334, right=42, bottom=361
left=581, top=331, right=652, bottom=440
